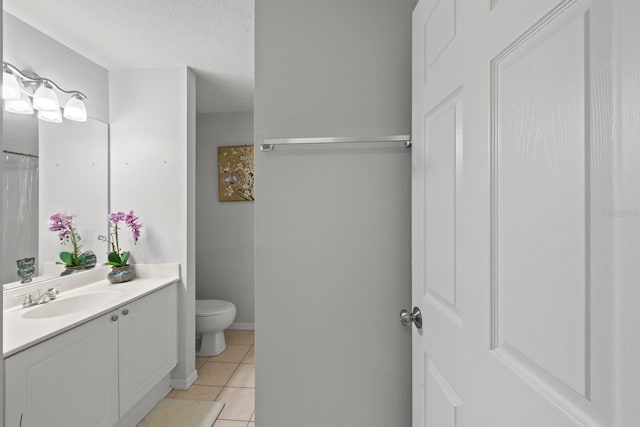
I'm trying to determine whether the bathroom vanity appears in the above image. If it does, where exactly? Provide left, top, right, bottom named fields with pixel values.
left=3, top=264, right=179, bottom=427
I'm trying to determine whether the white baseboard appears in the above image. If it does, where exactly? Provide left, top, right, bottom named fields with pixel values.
left=229, top=322, right=255, bottom=330
left=170, top=369, right=198, bottom=390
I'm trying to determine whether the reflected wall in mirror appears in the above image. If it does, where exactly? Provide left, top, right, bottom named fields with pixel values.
left=39, top=118, right=109, bottom=275
left=2, top=113, right=109, bottom=290
left=2, top=112, right=38, bottom=285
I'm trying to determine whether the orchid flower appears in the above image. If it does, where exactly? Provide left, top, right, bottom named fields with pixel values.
left=105, top=210, right=142, bottom=267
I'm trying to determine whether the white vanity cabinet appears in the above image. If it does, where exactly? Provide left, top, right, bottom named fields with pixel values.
left=118, top=284, right=177, bottom=416
left=4, top=283, right=177, bottom=427
left=5, top=311, right=120, bottom=427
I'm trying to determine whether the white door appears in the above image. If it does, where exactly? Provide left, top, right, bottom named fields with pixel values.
left=410, top=0, right=640, bottom=426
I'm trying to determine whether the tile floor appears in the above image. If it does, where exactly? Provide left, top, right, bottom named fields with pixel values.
left=166, top=330, right=255, bottom=427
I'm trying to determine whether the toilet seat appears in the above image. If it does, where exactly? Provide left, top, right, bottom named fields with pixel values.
left=196, top=299, right=235, bottom=317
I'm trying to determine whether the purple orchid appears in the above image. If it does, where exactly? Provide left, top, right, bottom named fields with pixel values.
left=48, top=213, right=84, bottom=266
left=105, top=210, right=142, bottom=267
left=49, top=213, right=75, bottom=242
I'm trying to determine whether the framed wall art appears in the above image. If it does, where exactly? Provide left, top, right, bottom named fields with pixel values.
left=218, top=145, right=255, bottom=202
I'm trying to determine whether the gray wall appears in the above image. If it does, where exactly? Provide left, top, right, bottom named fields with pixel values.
left=196, top=111, right=255, bottom=327
left=254, top=1, right=415, bottom=426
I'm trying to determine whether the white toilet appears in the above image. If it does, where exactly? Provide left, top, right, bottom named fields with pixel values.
left=195, top=299, right=237, bottom=356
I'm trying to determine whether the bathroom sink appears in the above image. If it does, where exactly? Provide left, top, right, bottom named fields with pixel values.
left=21, top=291, right=121, bottom=319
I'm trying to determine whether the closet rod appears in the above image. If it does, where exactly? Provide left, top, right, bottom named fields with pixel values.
left=259, top=135, right=412, bottom=152
left=2, top=150, right=39, bottom=159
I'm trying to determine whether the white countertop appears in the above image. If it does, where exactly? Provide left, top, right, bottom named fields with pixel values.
left=3, top=264, right=180, bottom=358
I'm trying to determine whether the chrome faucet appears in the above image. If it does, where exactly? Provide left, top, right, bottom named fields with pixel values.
left=20, top=287, right=60, bottom=308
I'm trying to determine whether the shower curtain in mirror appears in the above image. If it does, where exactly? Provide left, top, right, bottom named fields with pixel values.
left=2, top=153, right=38, bottom=285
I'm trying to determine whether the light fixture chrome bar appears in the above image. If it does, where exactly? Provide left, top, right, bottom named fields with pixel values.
left=259, top=135, right=412, bottom=152
left=3, top=61, right=87, bottom=100
left=3, top=150, right=39, bottom=159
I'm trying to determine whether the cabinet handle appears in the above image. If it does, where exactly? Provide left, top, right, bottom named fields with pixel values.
left=111, top=315, right=119, bottom=322
left=122, top=309, right=129, bottom=315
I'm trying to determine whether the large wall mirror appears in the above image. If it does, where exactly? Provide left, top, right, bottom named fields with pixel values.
left=2, top=111, right=108, bottom=289
left=2, top=10, right=110, bottom=290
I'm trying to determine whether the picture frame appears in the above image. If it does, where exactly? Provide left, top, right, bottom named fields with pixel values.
left=218, top=145, right=255, bottom=202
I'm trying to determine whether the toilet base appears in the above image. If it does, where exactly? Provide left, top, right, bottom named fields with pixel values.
left=196, top=330, right=227, bottom=356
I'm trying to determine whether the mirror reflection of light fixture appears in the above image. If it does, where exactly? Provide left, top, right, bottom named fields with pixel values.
left=5, top=93, right=34, bottom=114
left=2, top=71, right=20, bottom=100
left=2, top=61, right=87, bottom=123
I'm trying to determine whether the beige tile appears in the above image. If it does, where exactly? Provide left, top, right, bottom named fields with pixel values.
left=248, top=423, right=255, bottom=426
left=196, top=357, right=208, bottom=370
left=217, top=387, right=255, bottom=421
left=225, top=330, right=255, bottom=345
left=209, top=344, right=251, bottom=363
left=168, top=384, right=223, bottom=401
left=241, top=346, right=255, bottom=364
left=227, top=363, right=255, bottom=388
left=250, top=411, right=255, bottom=421
left=195, top=362, right=238, bottom=386
left=213, top=421, right=247, bottom=427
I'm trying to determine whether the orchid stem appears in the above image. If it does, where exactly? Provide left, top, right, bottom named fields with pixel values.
left=69, top=224, right=80, bottom=264
left=114, top=223, right=120, bottom=256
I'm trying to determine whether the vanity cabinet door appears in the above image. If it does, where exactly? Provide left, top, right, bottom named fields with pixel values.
left=5, top=311, right=119, bottom=427
left=118, top=283, right=177, bottom=416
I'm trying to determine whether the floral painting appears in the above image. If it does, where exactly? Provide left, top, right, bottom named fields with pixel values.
left=218, top=145, right=255, bottom=202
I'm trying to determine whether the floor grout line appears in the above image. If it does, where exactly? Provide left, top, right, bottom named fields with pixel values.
left=194, top=331, right=255, bottom=425
left=223, top=363, right=241, bottom=388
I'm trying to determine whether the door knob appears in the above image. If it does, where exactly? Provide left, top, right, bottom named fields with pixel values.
left=400, top=306, right=422, bottom=329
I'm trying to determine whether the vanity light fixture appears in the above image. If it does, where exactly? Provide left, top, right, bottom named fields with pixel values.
left=63, top=94, right=88, bottom=122
left=32, top=81, right=60, bottom=112
left=2, top=61, right=87, bottom=122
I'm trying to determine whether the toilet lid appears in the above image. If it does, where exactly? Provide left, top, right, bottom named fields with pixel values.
left=196, top=299, right=236, bottom=317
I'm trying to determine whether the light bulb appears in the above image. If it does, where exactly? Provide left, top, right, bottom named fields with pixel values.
left=33, top=83, right=60, bottom=112
left=3, top=71, right=21, bottom=100
left=63, top=95, right=87, bottom=121
left=37, top=108, right=62, bottom=123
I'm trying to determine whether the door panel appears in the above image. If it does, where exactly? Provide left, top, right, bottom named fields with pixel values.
left=412, top=0, right=626, bottom=426
left=424, top=358, right=462, bottom=427
left=488, top=0, right=615, bottom=423
left=424, top=0, right=457, bottom=75
left=492, top=9, right=588, bottom=397
left=424, top=89, right=462, bottom=314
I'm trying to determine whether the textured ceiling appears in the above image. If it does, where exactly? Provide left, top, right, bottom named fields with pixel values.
left=4, top=0, right=255, bottom=113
